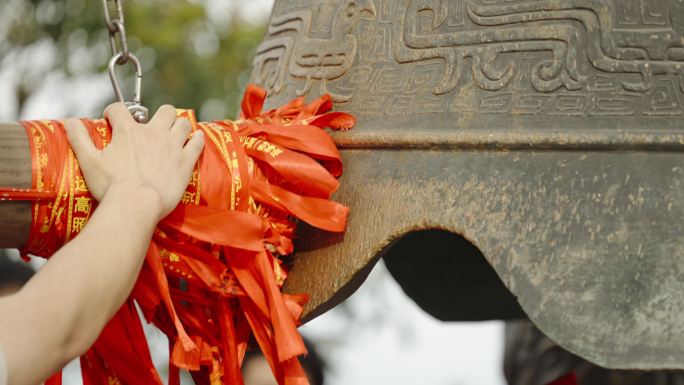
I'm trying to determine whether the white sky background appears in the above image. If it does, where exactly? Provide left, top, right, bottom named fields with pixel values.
left=1, top=0, right=506, bottom=384
left=301, top=262, right=506, bottom=385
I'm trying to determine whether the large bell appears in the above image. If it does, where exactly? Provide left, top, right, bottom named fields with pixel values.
left=249, top=0, right=684, bottom=370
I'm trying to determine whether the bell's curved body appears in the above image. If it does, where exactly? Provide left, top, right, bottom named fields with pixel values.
left=250, top=0, right=684, bottom=370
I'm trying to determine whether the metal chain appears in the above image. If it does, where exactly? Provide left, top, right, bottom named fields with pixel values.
left=102, top=0, right=148, bottom=123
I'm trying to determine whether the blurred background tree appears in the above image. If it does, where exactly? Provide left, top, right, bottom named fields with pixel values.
left=0, top=0, right=269, bottom=120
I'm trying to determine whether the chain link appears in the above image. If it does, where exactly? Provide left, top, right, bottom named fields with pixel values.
left=102, top=0, right=148, bottom=123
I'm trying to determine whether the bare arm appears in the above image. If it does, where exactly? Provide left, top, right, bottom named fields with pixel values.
left=0, top=103, right=204, bottom=385
left=0, top=184, right=161, bottom=384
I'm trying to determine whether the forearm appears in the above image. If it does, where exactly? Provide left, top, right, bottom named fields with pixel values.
left=0, top=185, right=162, bottom=385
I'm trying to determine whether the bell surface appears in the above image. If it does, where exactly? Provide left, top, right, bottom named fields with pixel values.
left=250, top=0, right=684, bottom=370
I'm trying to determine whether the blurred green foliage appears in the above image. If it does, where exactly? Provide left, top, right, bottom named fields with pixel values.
left=0, top=0, right=268, bottom=119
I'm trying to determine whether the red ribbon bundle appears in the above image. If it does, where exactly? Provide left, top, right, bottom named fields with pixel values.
left=0, top=85, right=354, bottom=385
left=547, top=373, right=579, bottom=385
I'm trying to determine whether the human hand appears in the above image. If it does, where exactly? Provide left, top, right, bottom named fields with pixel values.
left=65, top=103, right=205, bottom=220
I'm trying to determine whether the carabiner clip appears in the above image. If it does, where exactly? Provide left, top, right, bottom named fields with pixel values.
left=108, top=51, right=149, bottom=123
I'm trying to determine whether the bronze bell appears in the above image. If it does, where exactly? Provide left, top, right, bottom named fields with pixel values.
left=1, top=0, right=683, bottom=376
left=250, top=0, right=684, bottom=371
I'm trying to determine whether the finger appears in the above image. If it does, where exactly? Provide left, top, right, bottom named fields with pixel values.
left=170, top=118, right=192, bottom=147
left=104, top=102, right=135, bottom=138
left=181, top=130, right=205, bottom=171
left=149, top=104, right=177, bottom=130
left=65, top=118, right=99, bottom=163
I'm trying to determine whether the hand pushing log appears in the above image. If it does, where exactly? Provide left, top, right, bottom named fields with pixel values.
left=0, top=85, right=355, bottom=385
left=0, top=103, right=204, bottom=385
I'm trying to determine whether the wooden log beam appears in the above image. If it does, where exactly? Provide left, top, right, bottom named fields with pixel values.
left=0, top=122, right=32, bottom=249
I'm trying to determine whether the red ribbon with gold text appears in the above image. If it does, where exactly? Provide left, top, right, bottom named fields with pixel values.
left=0, top=85, right=354, bottom=385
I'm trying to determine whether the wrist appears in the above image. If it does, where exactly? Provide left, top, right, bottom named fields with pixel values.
left=102, top=182, right=165, bottom=221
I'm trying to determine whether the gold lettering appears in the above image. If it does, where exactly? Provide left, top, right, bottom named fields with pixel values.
left=242, top=137, right=257, bottom=150
left=270, top=148, right=283, bottom=158
left=159, top=248, right=181, bottom=262
left=72, top=217, right=87, bottom=232
left=189, top=170, right=199, bottom=186
left=181, top=191, right=195, bottom=205
left=74, top=176, right=88, bottom=192
left=74, top=196, right=91, bottom=214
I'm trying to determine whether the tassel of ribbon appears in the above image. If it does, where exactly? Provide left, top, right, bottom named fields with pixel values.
left=0, top=84, right=354, bottom=385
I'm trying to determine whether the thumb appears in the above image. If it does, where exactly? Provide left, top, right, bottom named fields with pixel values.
left=64, top=118, right=99, bottom=161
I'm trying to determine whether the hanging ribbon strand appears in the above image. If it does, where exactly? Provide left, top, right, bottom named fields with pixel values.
left=0, top=84, right=355, bottom=385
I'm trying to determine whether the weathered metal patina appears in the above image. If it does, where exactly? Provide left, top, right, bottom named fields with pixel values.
left=250, top=0, right=684, bottom=370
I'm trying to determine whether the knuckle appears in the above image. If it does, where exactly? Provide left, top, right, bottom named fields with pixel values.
left=105, top=104, right=131, bottom=127
left=190, top=134, right=204, bottom=149
left=104, top=102, right=124, bottom=115
left=159, top=104, right=176, bottom=115
left=64, top=118, right=82, bottom=131
left=178, top=119, right=191, bottom=133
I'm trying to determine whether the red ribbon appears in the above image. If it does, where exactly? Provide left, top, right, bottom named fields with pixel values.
left=1, top=84, right=355, bottom=385
left=546, top=372, right=579, bottom=385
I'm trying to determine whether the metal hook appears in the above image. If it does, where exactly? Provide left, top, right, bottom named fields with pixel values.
left=108, top=19, right=130, bottom=64
left=108, top=52, right=148, bottom=123
left=102, top=0, right=124, bottom=32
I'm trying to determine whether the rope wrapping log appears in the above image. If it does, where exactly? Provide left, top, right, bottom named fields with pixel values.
left=0, top=84, right=355, bottom=385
